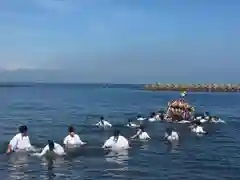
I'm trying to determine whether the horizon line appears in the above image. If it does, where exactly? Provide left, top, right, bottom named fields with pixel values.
left=0, top=81, right=239, bottom=85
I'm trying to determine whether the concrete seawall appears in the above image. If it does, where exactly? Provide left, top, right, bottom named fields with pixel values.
left=144, top=83, right=240, bottom=92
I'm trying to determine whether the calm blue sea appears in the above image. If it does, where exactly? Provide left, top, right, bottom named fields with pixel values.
left=0, top=83, right=239, bottom=180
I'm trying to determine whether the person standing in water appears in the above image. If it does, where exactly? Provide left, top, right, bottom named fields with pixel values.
left=136, top=115, right=145, bottom=121
left=204, top=112, right=210, bottom=120
left=209, top=116, right=223, bottom=123
left=148, top=112, right=157, bottom=122
left=164, top=127, right=179, bottom=141
left=155, top=111, right=164, bottom=121
left=102, top=130, right=129, bottom=150
left=63, top=126, right=86, bottom=147
left=191, top=121, right=206, bottom=135
left=126, top=119, right=138, bottom=127
left=131, top=125, right=150, bottom=140
left=96, top=116, right=112, bottom=128
left=7, top=125, right=34, bottom=154
left=32, top=140, right=65, bottom=157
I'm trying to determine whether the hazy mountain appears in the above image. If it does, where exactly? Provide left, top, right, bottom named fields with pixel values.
left=0, top=68, right=63, bottom=83
left=0, top=68, right=238, bottom=84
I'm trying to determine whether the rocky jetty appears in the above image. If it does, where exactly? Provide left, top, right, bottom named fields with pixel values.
left=144, top=83, right=240, bottom=92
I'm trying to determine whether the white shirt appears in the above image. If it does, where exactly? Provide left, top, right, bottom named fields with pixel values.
left=154, top=114, right=162, bottom=121
left=138, top=131, right=150, bottom=140
left=148, top=117, right=156, bottom=122
left=63, top=134, right=85, bottom=146
left=178, top=120, right=190, bottom=124
left=196, top=116, right=202, bottom=120
left=165, top=131, right=179, bottom=141
left=126, top=122, right=138, bottom=127
left=192, top=126, right=206, bottom=134
left=211, top=118, right=225, bottom=123
left=96, top=120, right=112, bottom=127
left=205, top=116, right=210, bottom=120
left=137, top=117, right=145, bottom=121
left=103, top=135, right=129, bottom=149
left=200, top=119, right=208, bottom=123
left=9, top=133, right=32, bottom=151
left=35, top=143, right=65, bottom=157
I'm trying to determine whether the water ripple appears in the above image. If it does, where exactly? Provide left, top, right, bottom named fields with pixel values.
left=0, top=85, right=240, bottom=179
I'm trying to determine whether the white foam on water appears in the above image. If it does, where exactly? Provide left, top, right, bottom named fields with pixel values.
left=212, top=119, right=226, bottom=124
left=177, top=120, right=191, bottom=124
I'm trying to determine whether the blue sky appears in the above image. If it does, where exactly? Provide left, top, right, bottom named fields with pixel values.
left=0, top=0, right=239, bottom=83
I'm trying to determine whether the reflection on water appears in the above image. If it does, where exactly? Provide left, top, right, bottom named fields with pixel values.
left=140, top=143, right=150, bottom=151
left=40, top=156, right=66, bottom=180
left=105, top=149, right=129, bottom=165
left=40, top=156, right=65, bottom=167
left=7, top=153, right=68, bottom=180
left=104, top=149, right=129, bottom=179
left=166, top=141, right=179, bottom=153
left=8, top=152, right=29, bottom=180
left=43, top=158, right=56, bottom=180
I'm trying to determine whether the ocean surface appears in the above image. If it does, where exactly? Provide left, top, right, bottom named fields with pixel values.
left=0, top=83, right=240, bottom=180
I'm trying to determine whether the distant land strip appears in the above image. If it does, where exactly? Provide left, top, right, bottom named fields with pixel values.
left=144, top=83, right=240, bottom=92
left=0, top=84, right=32, bottom=87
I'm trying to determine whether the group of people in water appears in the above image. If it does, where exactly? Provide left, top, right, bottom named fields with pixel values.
left=165, top=99, right=222, bottom=123
left=5, top=92, right=225, bottom=158
left=6, top=110, right=215, bottom=158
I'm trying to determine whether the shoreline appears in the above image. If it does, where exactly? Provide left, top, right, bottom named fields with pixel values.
left=144, top=83, right=240, bottom=92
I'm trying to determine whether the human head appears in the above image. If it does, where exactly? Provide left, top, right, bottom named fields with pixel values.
left=158, top=110, right=164, bottom=114
left=100, top=116, right=104, bottom=121
left=195, top=120, right=201, bottom=126
left=128, top=119, right=132, bottom=123
left=19, top=125, right=28, bottom=136
left=68, top=125, right=75, bottom=136
left=113, top=129, right=120, bottom=142
left=139, top=125, right=144, bottom=132
left=137, top=115, right=141, bottom=118
left=166, top=127, right=173, bottom=135
left=113, top=129, right=120, bottom=137
left=48, top=140, right=55, bottom=151
left=195, top=113, right=203, bottom=120
left=151, top=112, right=156, bottom=116
left=204, top=112, right=210, bottom=116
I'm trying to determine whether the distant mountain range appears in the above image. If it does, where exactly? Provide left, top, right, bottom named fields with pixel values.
left=0, top=68, right=238, bottom=84
left=0, top=68, right=60, bottom=83
left=0, top=68, right=152, bottom=84
left=0, top=68, right=146, bottom=84
left=0, top=68, right=144, bottom=88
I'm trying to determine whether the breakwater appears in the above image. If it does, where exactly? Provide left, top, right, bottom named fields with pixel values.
left=144, top=83, right=240, bottom=92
